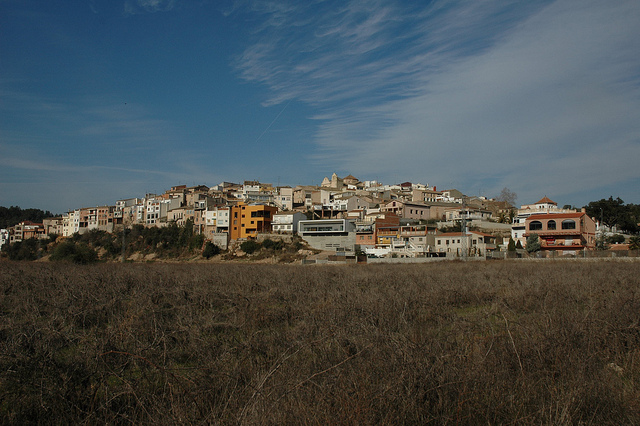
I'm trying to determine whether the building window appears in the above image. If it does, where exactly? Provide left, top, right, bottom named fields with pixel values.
left=529, top=221, right=542, bottom=231
left=547, top=220, right=556, bottom=230
left=562, top=220, right=576, bottom=230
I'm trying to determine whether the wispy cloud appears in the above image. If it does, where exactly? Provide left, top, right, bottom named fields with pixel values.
left=0, top=88, right=194, bottom=211
left=234, top=0, right=640, bottom=203
left=123, top=0, right=177, bottom=16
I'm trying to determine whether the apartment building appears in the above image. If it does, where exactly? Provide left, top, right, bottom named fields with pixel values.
left=63, top=210, right=80, bottom=237
left=205, top=207, right=230, bottom=233
left=97, top=206, right=114, bottom=232
left=78, top=207, right=98, bottom=233
left=43, top=217, right=64, bottom=236
left=229, top=203, right=278, bottom=240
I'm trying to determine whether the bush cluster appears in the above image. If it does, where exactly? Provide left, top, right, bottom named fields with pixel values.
left=1, top=220, right=220, bottom=262
left=239, top=237, right=303, bottom=257
left=1, top=261, right=639, bottom=424
left=50, top=241, right=98, bottom=264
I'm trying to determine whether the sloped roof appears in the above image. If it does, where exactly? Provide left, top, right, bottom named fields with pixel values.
left=535, top=196, right=557, bottom=205
left=526, top=212, right=585, bottom=221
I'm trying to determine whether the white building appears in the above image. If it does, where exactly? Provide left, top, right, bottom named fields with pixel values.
left=275, top=187, right=294, bottom=211
left=205, top=207, right=230, bottom=232
left=0, top=229, right=9, bottom=250
left=145, top=196, right=181, bottom=226
left=63, top=210, right=80, bottom=237
left=272, top=212, right=306, bottom=233
left=435, top=231, right=497, bottom=257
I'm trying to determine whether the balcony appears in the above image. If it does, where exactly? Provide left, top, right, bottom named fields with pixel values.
left=525, top=230, right=583, bottom=238
left=355, top=225, right=373, bottom=233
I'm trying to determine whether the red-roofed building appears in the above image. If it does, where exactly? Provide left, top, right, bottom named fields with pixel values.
left=524, top=212, right=596, bottom=254
left=511, top=196, right=578, bottom=247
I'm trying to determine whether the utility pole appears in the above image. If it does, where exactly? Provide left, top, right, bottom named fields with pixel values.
left=461, top=196, right=467, bottom=259
left=121, top=215, right=126, bottom=263
left=121, top=209, right=131, bottom=263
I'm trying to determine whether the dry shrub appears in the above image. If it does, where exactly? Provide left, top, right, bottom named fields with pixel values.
left=0, top=260, right=639, bottom=424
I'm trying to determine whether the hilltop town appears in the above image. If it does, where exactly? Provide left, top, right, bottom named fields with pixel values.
left=1, top=173, right=636, bottom=261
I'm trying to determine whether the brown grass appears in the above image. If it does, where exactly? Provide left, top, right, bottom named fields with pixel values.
left=1, top=260, right=639, bottom=424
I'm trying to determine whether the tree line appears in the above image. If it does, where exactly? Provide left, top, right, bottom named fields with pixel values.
left=0, top=206, right=54, bottom=229
left=583, top=197, right=640, bottom=234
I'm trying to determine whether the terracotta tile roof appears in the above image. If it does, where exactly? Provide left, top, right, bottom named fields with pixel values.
left=535, top=196, right=557, bottom=205
left=526, top=212, right=585, bottom=220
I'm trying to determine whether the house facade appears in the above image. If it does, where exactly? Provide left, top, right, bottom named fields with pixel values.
left=272, top=212, right=306, bottom=233
left=435, top=231, right=497, bottom=257
left=43, top=217, right=64, bottom=236
left=7, top=221, right=45, bottom=244
left=382, top=200, right=433, bottom=220
left=511, top=197, right=577, bottom=245
left=298, top=219, right=357, bottom=251
left=524, top=212, right=596, bottom=254
left=0, top=229, right=9, bottom=250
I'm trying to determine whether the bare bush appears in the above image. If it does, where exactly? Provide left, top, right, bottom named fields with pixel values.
left=0, top=260, right=639, bottom=424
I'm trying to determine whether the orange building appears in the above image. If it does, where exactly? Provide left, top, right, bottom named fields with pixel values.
left=229, top=203, right=278, bottom=240
left=524, top=212, right=597, bottom=253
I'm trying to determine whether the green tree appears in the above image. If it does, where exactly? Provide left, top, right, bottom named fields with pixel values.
left=525, top=233, right=541, bottom=253
left=606, top=234, right=625, bottom=244
left=584, top=196, right=626, bottom=229
left=262, top=238, right=283, bottom=251
left=202, top=241, right=221, bottom=259
left=50, top=241, right=98, bottom=264
left=629, top=236, right=640, bottom=250
left=189, top=233, right=205, bottom=251
left=507, top=238, right=516, bottom=252
left=2, top=238, right=39, bottom=261
left=0, top=206, right=55, bottom=229
left=240, top=240, right=260, bottom=254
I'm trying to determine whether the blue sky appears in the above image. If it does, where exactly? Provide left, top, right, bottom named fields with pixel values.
left=1, top=0, right=639, bottom=213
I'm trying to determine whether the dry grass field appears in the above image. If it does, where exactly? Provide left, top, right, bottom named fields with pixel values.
left=1, top=260, right=639, bottom=424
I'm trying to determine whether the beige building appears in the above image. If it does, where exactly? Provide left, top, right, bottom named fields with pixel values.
left=435, top=231, right=497, bottom=257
